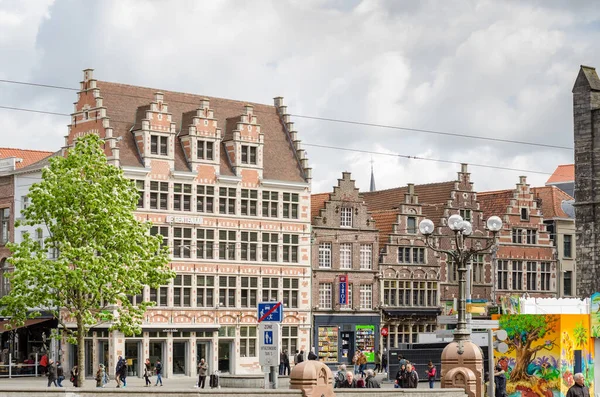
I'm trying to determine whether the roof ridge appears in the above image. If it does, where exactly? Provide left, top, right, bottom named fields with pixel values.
left=98, top=80, right=276, bottom=109
left=477, top=189, right=514, bottom=196
left=364, top=180, right=454, bottom=195
left=0, top=147, right=54, bottom=154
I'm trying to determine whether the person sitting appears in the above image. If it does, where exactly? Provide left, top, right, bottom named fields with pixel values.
left=365, top=369, right=381, bottom=388
left=334, top=364, right=346, bottom=388
left=338, top=371, right=358, bottom=388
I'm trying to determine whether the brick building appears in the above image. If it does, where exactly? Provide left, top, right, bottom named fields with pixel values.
left=57, top=69, right=313, bottom=377
left=573, top=65, right=600, bottom=298
left=310, top=172, right=379, bottom=365
left=363, top=164, right=496, bottom=347
left=478, top=177, right=557, bottom=301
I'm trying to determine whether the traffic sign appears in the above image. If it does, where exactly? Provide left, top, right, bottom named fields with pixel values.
left=259, top=323, right=280, bottom=366
left=437, top=315, right=458, bottom=325
left=470, top=319, right=499, bottom=329
left=258, top=302, right=283, bottom=323
left=435, top=329, right=455, bottom=338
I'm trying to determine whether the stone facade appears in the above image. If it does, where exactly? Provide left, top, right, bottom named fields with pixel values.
left=311, top=172, right=380, bottom=365
left=573, top=65, right=600, bottom=298
left=57, top=69, right=312, bottom=378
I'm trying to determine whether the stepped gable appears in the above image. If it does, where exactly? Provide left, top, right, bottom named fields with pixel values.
left=362, top=181, right=455, bottom=211
left=477, top=189, right=514, bottom=219
left=0, top=148, right=53, bottom=169
left=311, top=193, right=330, bottom=220
left=95, top=80, right=305, bottom=182
left=531, top=186, right=574, bottom=219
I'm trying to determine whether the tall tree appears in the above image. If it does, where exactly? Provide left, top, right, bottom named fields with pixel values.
left=0, top=134, right=173, bottom=387
left=499, top=314, right=558, bottom=382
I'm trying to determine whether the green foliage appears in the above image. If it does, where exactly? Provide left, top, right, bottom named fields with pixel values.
left=573, top=322, right=588, bottom=348
left=1, top=134, right=173, bottom=338
left=499, top=314, right=557, bottom=340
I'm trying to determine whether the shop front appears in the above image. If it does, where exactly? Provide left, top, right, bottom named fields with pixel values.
left=0, top=317, right=56, bottom=373
left=313, top=314, right=380, bottom=368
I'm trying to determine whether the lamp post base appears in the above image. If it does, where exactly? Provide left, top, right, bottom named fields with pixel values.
left=440, top=339, right=484, bottom=397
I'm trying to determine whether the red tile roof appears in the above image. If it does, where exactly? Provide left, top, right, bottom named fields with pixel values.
left=531, top=186, right=574, bottom=219
left=0, top=148, right=53, bottom=169
left=362, top=181, right=455, bottom=211
left=311, top=193, right=330, bottom=220
left=370, top=210, right=399, bottom=243
left=96, top=81, right=306, bottom=182
left=546, top=164, right=574, bottom=184
left=477, top=189, right=514, bottom=219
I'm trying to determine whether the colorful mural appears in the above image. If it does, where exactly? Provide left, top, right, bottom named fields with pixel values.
left=495, top=314, right=594, bottom=397
left=591, top=292, right=600, bottom=337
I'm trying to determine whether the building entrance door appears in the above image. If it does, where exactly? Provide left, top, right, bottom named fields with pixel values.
left=197, top=342, right=212, bottom=373
left=218, top=341, right=232, bottom=373
left=149, top=341, right=164, bottom=371
left=84, top=340, right=93, bottom=377
left=125, top=341, right=141, bottom=377
left=97, top=340, right=109, bottom=367
left=340, top=331, right=355, bottom=365
left=172, top=341, right=187, bottom=375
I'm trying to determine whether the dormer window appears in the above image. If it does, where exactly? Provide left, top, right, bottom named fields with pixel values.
left=407, top=217, right=417, bottom=234
left=197, top=140, right=214, bottom=160
left=151, top=135, right=168, bottom=156
left=520, top=208, right=529, bottom=221
left=241, top=145, right=257, bottom=165
left=340, top=207, right=352, bottom=228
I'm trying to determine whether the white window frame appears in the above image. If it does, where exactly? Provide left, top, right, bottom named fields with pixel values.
left=340, top=207, right=352, bottom=228
left=340, top=243, right=352, bottom=270
left=319, top=283, right=332, bottom=309
left=360, top=244, right=372, bottom=270
left=359, top=284, right=372, bottom=310
left=318, top=243, right=332, bottom=268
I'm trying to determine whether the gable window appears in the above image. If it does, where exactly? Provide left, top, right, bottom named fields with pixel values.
left=447, top=259, right=458, bottom=283
left=262, top=191, right=278, bottom=217
left=398, top=247, right=425, bottom=264
left=150, top=181, right=169, bottom=210
left=497, top=260, right=509, bottom=290
left=512, top=228, right=537, bottom=244
left=407, top=217, right=417, bottom=234
left=262, top=233, right=278, bottom=262
left=512, top=260, right=523, bottom=290
left=219, top=187, right=237, bottom=215
left=318, top=243, right=332, bottom=268
left=151, top=135, right=168, bottom=156
left=197, top=140, right=214, bottom=160
left=526, top=262, right=537, bottom=291
left=520, top=208, right=529, bottom=221
left=173, top=183, right=192, bottom=212
left=241, top=145, right=257, bottom=165
left=282, top=193, right=299, bottom=219
left=459, top=209, right=472, bottom=222
left=197, top=185, right=215, bottom=213
left=340, top=207, right=352, bottom=228
left=241, top=189, right=258, bottom=216
left=471, top=254, right=485, bottom=283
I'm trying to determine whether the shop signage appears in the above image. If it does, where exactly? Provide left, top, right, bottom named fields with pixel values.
left=162, top=329, right=178, bottom=333
left=339, top=275, right=349, bottom=305
left=380, top=327, right=389, bottom=336
left=258, top=302, right=283, bottom=323
left=258, top=322, right=280, bottom=366
left=166, top=216, right=204, bottom=225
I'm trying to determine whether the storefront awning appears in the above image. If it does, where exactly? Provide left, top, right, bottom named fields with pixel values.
left=0, top=318, right=53, bottom=332
left=382, top=308, right=442, bottom=317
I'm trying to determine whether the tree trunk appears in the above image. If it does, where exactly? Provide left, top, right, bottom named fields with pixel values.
left=510, top=346, right=533, bottom=382
left=77, top=318, right=85, bottom=388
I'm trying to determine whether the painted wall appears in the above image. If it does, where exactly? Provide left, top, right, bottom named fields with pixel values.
left=495, top=314, right=594, bottom=397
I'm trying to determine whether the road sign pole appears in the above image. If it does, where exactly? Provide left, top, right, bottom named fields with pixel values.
left=271, top=365, right=278, bottom=389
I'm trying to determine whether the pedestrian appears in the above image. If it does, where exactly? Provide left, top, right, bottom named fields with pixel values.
left=154, top=359, right=163, bottom=386
left=567, top=373, right=590, bottom=397
left=307, top=348, right=318, bottom=360
left=334, top=364, right=346, bottom=388
left=121, top=358, right=128, bottom=387
left=283, top=349, right=290, bottom=375
left=143, top=358, right=152, bottom=387
left=279, top=350, right=286, bottom=375
left=39, top=353, right=48, bottom=376
left=56, top=360, right=64, bottom=387
left=365, top=369, right=381, bottom=388
left=395, top=363, right=408, bottom=388
left=352, top=351, right=360, bottom=374
left=70, top=365, right=79, bottom=387
left=99, top=363, right=108, bottom=387
left=296, top=350, right=304, bottom=364
left=293, top=350, right=299, bottom=366
left=426, top=361, right=437, bottom=388
left=197, top=358, right=208, bottom=389
left=357, top=351, right=367, bottom=378
left=338, top=371, right=358, bottom=388
left=95, top=365, right=103, bottom=387
left=373, top=350, right=381, bottom=373
left=407, top=363, right=419, bottom=388
left=47, top=359, right=57, bottom=387
left=381, top=350, right=388, bottom=374
left=494, top=364, right=507, bottom=397
left=115, top=355, right=123, bottom=388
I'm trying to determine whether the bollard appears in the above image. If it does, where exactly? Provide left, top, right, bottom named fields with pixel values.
left=8, top=353, right=11, bottom=379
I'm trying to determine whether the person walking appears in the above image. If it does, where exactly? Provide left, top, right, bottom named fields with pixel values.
left=357, top=351, right=367, bottom=378
left=197, top=358, right=208, bottom=389
left=70, top=365, right=79, bottom=387
left=365, top=369, right=381, bottom=388
left=426, top=361, right=437, bottom=388
left=115, top=355, right=124, bottom=388
left=293, top=350, right=299, bottom=366
left=47, top=359, right=57, bottom=387
left=154, top=359, right=163, bottom=386
left=121, top=358, right=128, bottom=387
left=373, top=350, right=382, bottom=373
left=56, top=361, right=64, bottom=387
left=567, top=373, right=590, bottom=397
left=395, top=363, right=408, bottom=388
left=296, top=350, right=304, bottom=364
left=279, top=350, right=286, bottom=375
left=39, top=353, right=49, bottom=376
left=95, top=365, right=103, bottom=387
left=307, top=348, right=318, bottom=360
left=143, top=358, right=152, bottom=387
left=283, top=349, right=290, bottom=375
left=494, top=364, right=507, bottom=397
left=338, top=371, right=358, bottom=388
left=99, top=364, right=108, bottom=387
left=381, top=350, right=388, bottom=374
left=407, top=363, right=419, bottom=388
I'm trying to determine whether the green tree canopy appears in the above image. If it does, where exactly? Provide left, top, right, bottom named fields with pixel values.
left=1, top=134, right=173, bottom=386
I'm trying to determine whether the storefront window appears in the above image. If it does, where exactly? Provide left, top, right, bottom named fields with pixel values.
left=355, top=325, right=375, bottom=362
left=317, top=327, right=338, bottom=362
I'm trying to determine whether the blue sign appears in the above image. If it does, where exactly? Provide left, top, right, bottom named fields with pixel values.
left=258, top=302, right=283, bottom=323
left=339, top=275, right=348, bottom=305
left=264, top=331, right=273, bottom=345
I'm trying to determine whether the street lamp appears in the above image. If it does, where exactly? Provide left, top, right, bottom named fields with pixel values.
left=419, top=214, right=502, bottom=396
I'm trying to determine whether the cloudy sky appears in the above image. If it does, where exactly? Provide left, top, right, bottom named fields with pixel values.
left=1, top=0, right=599, bottom=194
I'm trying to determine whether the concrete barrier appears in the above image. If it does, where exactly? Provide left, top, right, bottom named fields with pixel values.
left=335, top=389, right=468, bottom=397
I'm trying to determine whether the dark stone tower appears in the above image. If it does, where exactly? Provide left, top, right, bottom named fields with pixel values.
left=573, top=65, right=600, bottom=297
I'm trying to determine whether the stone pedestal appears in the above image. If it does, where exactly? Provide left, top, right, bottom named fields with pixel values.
left=441, top=340, right=483, bottom=397
left=289, top=360, right=334, bottom=397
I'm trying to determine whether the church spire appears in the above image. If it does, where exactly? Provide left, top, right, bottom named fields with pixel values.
left=369, top=158, right=376, bottom=192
